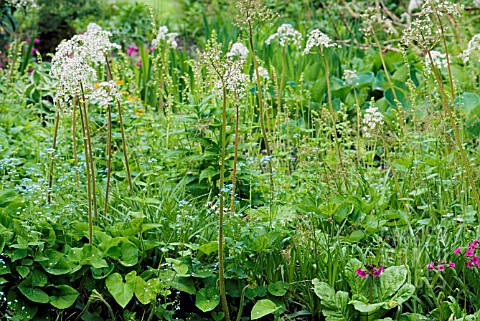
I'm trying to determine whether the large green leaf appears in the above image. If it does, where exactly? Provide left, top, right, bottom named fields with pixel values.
left=18, top=286, right=49, bottom=303
left=49, top=285, right=79, bottom=309
left=312, top=279, right=354, bottom=321
left=251, top=299, right=280, bottom=320
left=106, top=271, right=136, bottom=308
left=345, top=259, right=366, bottom=296
left=379, top=265, right=407, bottom=301
left=134, top=276, right=158, bottom=305
left=195, top=287, right=220, bottom=312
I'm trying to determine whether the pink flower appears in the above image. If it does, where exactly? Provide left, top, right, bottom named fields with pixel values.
left=465, top=249, right=474, bottom=257
left=467, top=261, right=474, bottom=269
left=356, top=268, right=367, bottom=278
left=427, top=263, right=436, bottom=270
left=136, top=60, right=142, bottom=68
left=127, top=45, right=139, bottom=57
left=472, top=256, right=480, bottom=267
left=469, top=240, right=478, bottom=250
left=379, top=265, right=384, bottom=272
left=449, top=262, right=456, bottom=268
left=454, top=248, right=462, bottom=255
left=437, top=265, right=445, bottom=271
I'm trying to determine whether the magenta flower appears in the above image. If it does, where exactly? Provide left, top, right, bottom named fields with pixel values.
left=437, top=265, right=445, bottom=271
left=356, top=268, right=367, bottom=278
left=427, top=263, right=436, bottom=270
left=449, top=262, right=456, bottom=268
left=467, top=261, right=474, bottom=269
left=469, top=240, right=478, bottom=250
left=454, top=248, right=462, bottom=255
left=472, top=256, right=480, bottom=267
left=127, top=45, right=139, bottom=57
left=465, top=249, right=474, bottom=257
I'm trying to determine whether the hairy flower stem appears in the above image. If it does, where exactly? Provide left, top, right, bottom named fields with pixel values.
left=424, top=37, right=480, bottom=213
left=278, top=47, right=286, bottom=115
left=104, top=103, right=112, bottom=218
left=218, top=86, right=231, bottom=321
left=320, top=51, right=344, bottom=170
left=77, top=97, right=93, bottom=244
left=47, top=109, right=60, bottom=204
left=104, top=55, right=134, bottom=193
left=80, top=84, right=98, bottom=222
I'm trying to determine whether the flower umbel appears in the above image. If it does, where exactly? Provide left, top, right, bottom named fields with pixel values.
left=266, top=23, right=302, bottom=48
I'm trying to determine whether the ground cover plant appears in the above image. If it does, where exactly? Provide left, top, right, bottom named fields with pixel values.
left=0, top=0, right=480, bottom=320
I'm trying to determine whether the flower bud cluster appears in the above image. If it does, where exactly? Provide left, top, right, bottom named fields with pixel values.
left=343, top=69, right=359, bottom=86
left=214, top=59, right=249, bottom=98
left=454, top=240, right=479, bottom=269
left=266, top=24, right=302, bottom=48
left=152, top=26, right=178, bottom=49
left=360, top=7, right=396, bottom=37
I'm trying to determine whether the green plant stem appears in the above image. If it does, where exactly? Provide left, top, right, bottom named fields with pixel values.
left=47, top=108, right=60, bottom=204
left=424, top=42, right=480, bottom=215
left=77, top=97, right=93, bottom=244
left=218, top=86, right=231, bottom=321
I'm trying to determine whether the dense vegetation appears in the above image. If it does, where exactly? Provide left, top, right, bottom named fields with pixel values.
left=0, top=0, right=479, bottom=320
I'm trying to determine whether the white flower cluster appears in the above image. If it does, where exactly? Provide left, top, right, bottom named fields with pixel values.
left=266, top=24, right=302, bottom=48
left=362, top=106, right=384, bottom=137
left=403, top=0, right=463, bottom=48
left=421, top=0, right=463, bottom=17
left=50, top=23, right=120, bottom=106
left=214, top=59, right=249, bottom=98
left=360, top=7, right=396, bottom=37
left=88, top=81, right=121, bottom=108
left=226, top=42, right=249, bottom=59
left=461, top=34, right=480, bottom=63
left=343, top=69, right=359, bottom=85
left=303, top=29, right=338, bottom=55
left=6, top=0, right=37, bottom=9
left=152, top=26, right=178, bottom=49
left=425, top=50, right=447, bottom=74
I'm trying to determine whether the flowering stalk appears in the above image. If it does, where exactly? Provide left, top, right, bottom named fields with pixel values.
left=72, top=101, right=81, bottom=200
left=230, top=95, right=240, bottom=214
left=104, top=99, right=112, bottom=217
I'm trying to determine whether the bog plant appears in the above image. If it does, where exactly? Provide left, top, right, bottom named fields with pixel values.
left=0, top=0, right=480, bottom=320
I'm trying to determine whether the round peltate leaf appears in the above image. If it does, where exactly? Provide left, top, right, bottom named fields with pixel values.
left=267, top=281, right=289, bottom=296
left=195, top=287, right=220, bottom=312
left=49, top=285, right=79, bottom=309
left=251, top=299, right=280, bottom=320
